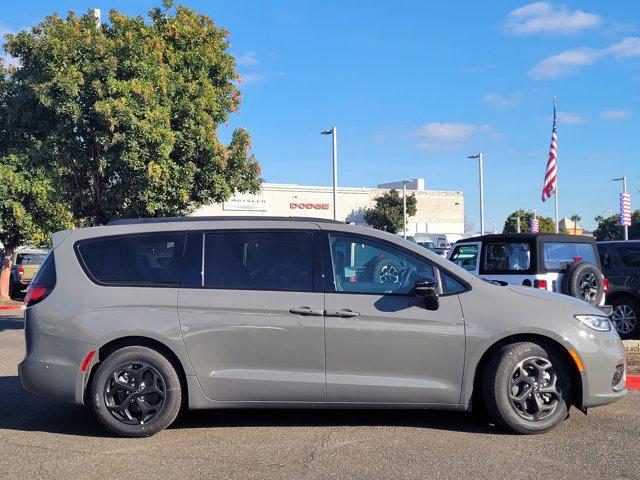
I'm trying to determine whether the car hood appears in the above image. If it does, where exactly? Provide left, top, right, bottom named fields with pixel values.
left=506, top=284, right=604, bottom=315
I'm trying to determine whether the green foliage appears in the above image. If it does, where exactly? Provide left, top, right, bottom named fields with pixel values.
left=503, top=209, right=557, bottom=234
left=364, top=189, right=417, bottom=234
left=3, top=3, right=261, bottom=225
left=593, top=211, right=640, bottom=241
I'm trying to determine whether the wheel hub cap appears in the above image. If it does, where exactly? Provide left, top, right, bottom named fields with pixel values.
left=612, top=304, right=637, bottom=334
left=508, top=356, right=561, bottom=422
left=104, top=362, right=166, bottom=426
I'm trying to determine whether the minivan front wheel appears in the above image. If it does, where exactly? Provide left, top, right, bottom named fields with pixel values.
left=482, top=342, right=571, bottom=434
left=91, top=346, right=182, bottom=437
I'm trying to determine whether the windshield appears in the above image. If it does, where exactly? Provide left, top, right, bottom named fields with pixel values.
left=15, top=253, right=47, bottom=265
left=543, top=242, right=597, bottom=270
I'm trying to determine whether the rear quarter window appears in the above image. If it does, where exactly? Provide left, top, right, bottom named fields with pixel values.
left=76, top=233, right=185, bottom=286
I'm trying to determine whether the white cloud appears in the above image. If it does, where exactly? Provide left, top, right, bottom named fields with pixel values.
left=505, top=2, right=601, bottom=36
left=236, top=51, right=258, bottom=67
left=530, top=37, right=640, bottom=80
left=557, top=111, right=587, bottom=124
left=413, top=122, right=499, bottom=151
left=600, top=109, right=631, bottom=119
left=482, top=92, right=521, bottom=108
left=530, top=47, right=602, bottom=80
left=239, top=73, right=266, bottom=86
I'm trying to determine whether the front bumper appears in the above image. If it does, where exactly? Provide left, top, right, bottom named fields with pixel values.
left=563, top=322, right=627, bottom=408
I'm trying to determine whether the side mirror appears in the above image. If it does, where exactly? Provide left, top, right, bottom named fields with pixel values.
left=414, top=276, right=439, bottom=310
left=414, top=276, right=439, bottom=297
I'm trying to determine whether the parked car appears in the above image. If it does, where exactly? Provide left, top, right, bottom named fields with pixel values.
left=9, top=247, right=48, bottom=298
left=448, top=233, right=609, bottom=311
left=19, top=218, right=625, bottom=437
left=597, top=240, right=640, bottom=339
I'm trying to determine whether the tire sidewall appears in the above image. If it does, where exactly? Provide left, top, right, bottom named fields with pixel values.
left=91, top=347, right=182, bottom=437
left=488, top=343, right=570, bottom=434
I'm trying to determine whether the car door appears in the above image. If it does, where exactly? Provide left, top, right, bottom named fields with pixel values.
left=178, top=225, right=326, bottom=402
left=322, top=231, right=467, bottom=405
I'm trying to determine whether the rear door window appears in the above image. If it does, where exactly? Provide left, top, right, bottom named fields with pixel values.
left=76, top=233, right=185, bottom=286
left=615, top=245, right=640, bottom=267
left=483, top=242, right=531, bottom=272
left=202, top=231, right=314, bottom=292
left=543, top=242, right=597, bottom=271
left=449, top=244, right=479, bottom=271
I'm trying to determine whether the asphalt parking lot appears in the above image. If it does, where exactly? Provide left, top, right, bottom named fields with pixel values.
left=1, top=314, right=639, bottom=480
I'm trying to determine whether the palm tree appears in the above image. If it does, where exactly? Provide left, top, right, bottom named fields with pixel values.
left=570, top=214, right=582, bottom=235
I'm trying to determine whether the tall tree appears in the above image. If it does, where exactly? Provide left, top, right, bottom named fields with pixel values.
left=0, top=62, right=73, bottom=298
left=569, top=214, right=582, bottom=235
left=364, top=189, right=417, bottom=234
left=593, top=210, right=640, bottom=241
left=503, top=209, right=556, bottom=234
left=3, top=1, right=261, bottom=225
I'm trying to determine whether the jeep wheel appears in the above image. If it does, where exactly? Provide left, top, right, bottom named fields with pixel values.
left=611, top=296, right=640, bottom=339
left=91, top=346, right=182, bottom=437
left=482, top=341, right=571, bottom=434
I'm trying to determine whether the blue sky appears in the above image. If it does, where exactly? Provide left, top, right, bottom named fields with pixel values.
left=2, top=1, right=640, bottom=231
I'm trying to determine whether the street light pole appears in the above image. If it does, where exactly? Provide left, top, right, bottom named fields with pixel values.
left=613, top=176, right=629, bottom=241
left=510, top=216, right=521, bottom=233
left=321, top=127, right=338, bottom=220
left=402, top=180, right=407, bottom=238
left=468, top=153, right=485, bottom=234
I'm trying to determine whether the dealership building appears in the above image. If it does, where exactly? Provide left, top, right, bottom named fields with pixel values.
left=193, top=179, right=464, bottom=236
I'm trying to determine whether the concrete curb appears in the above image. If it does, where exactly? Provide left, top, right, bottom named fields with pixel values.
left=627, top=376, right=640, bottom=390
left=0, top=305, right=25, bottom=311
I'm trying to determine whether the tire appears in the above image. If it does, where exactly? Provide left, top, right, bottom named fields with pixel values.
left=610, top=296, right=640, bottom=340
left=372, top=258, right=404, bottom=285
left=8, top=281, right=18, bottom=300
left=561, top=262, right=605, bottom=306
left=482, top=341, right=572, bottom=434
left=90, top=346, right=182, bottom=438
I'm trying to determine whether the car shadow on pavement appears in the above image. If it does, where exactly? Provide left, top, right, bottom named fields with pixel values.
left=173, top=407, right=510, bottom=436
left=0, top=374, right=509, bottom=437
left=0, top=376, right=110, bottom=437
left=0, top=318, right=24, bottom=332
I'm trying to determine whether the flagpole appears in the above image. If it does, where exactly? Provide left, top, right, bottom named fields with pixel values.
left=553, top=96, right=559, bottom=233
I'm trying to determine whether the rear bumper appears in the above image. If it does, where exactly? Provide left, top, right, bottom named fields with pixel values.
left=562, top=323, right=627, bottom=408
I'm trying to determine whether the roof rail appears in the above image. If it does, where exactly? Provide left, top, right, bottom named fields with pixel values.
left=107, top=216, right=345, bottom=226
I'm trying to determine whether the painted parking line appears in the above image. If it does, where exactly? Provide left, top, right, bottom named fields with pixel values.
left=0, top=305, right=25, bottom=311
left=627, top=376, right=640, bottom=390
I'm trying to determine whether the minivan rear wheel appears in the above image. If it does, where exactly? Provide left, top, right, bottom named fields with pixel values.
left=90, top=346, right=182, bottom=437
left=482, top=341, right=571, bottom=434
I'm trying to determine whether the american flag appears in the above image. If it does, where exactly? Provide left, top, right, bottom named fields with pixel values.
left=542, top=106, right=558, bottom=202
left=530, top=217, right=539, bottom=233
left=620, top=193, right=631, bottom=226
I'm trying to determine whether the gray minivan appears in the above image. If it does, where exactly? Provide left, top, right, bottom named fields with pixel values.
left=19, top=217, right=626, bottom=437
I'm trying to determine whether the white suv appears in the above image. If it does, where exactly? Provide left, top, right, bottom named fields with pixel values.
left=448, top=233, right=610, bottom=311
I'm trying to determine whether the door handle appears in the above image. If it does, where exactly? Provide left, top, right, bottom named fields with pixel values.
left=289, top=306, right=323, bottom=316
left=324, top=309, right=361, bottom=318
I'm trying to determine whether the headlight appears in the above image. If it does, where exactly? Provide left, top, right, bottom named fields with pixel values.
left=575, top=314, right=612, bottom=332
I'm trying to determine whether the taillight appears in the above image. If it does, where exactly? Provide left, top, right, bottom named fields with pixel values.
left=18, top=267, right=24, bottom=276
left=604, top=278, right=609, bottom=293
left=24, top=285, right=53, bottom=307
left=534, top=279, right=548, bottom=290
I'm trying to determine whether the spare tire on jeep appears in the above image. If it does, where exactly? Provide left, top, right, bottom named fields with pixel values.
left=561, top=261, right=605, bottom=306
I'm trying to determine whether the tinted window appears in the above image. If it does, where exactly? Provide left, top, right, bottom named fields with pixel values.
left=598, top=245, right=612, bottom=268
left=329, top=234, right=434, bottom=294
left=616, top=245, right=640, bottom=267
left=484, top=242, right=531, bottom=271
left=31, top=252, right=56, bottom=286
left=77, top=233, right=185, bottom=285
left=543, top=242, right=597, bottom=270
left=442, top=272, right=465, bottom=294
left=203, top=231, right=313, bottom=291
left=450, top=244, right=479, bottom=271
